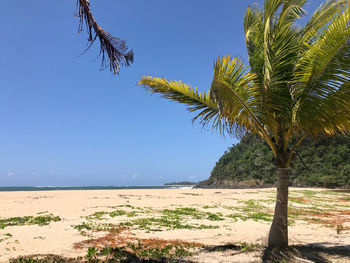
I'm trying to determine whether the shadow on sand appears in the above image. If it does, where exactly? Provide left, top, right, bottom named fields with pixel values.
left=10, top=253, right=194, bottom=263
left=261, top=243, right=350, bottom=262
left=9, top=243, right=350, bottom=263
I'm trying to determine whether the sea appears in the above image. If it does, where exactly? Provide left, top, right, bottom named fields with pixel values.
left=0, top=185, right=194, bottom=192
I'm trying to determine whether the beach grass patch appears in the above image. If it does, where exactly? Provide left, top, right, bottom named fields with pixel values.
left=296, top=190, right=317, bottom=199
left=239, top=200, right=265, bottom=212
left=289, top=197, right=310, bottom=204
left=83, top=207, right=144, bottom=222
left=73, top=221, right=117, bottom=234
left=33, top=236, right=46, bottom=240
left=0, top=233, right=12, bottom=243
left=226, top=212, right=273, bottom=222
left=249, top=212, right=273, bottom=222
left=36, top=211, right=49, bottom=215
left=202, top=205, right=219, bottom=209
left=9, top=256, right=76, bottom=263
left=86, top=211, right=108, bottom=220
left=161, top=207, right=203, bottom=220
left=239, top=241, right=262, bottom=252
left=115, top=207, right=222, bottom=231
left=28, top=215, right=61, bottom=226
left=0, top=214, right=61, bottom=229
left=197, top=224, right=219, bottom=229
left=109, top=210, right=127, bottom=217
left=181, top=193, right=202, bottom=196
left=126, top=211, right=138, bottom=217
left=206, top=212, right=224, bottom=221
left=120, top=217, right=196, bottom=231
left=74, top=228, right=202, bottom=261
left=223, top=199, right=274, bottom=222
left=85, top=241, right=196, bottom=261
left=227, top=213, right=247, bottom=221
left=73, top=222, right=92, bottom=232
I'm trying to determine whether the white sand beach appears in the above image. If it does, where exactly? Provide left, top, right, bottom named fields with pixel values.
left=0, top=188, right=349, bottom=262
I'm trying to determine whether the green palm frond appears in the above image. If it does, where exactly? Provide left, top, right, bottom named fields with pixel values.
left=210, top=56, right=278, bottom=155
left=244, top=6, right=264, bottom=37
left=262, top=0, right=285, bottom=91
left=302, top=0, right=345, bottom=43
left=293, top=80, right=350, bottom=136
left=244, top=7, right=265, bottom=84
left=266, top=23, right=300, bottom=119
left=245, top=1, right=303, bottom=124
left=137, top=76, right=229, bottom=134
left=264, top=0, right=283, bottom=22
left=278, top=0, right=306, bottom=27
left=293, top=1, right=350, bottom=134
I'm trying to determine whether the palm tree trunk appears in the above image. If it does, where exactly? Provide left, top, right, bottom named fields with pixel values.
left=268, top=167, right=289, bottom=248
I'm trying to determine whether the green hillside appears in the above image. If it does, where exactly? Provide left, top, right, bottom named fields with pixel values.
left=200, top=135, right=350, bottom=188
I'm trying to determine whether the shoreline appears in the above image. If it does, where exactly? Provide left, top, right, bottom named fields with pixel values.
left=1, top=184, right=349, bottom=193
left=0, top=185, right=194, bottom=192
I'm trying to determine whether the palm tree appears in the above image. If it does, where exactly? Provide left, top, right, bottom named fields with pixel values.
left=75, top=0, right=134, bottom=74
left=138, top=0, right=350, bottom=248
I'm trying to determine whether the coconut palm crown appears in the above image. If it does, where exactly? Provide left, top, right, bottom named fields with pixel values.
left=138, top=0, right=350, bottom=248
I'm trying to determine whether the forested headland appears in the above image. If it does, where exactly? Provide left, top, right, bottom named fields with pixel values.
left=197, top=135, right=350, bottom=188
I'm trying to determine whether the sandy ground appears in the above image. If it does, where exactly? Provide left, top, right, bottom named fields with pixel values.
left=0, top=188, right=349, bottom=262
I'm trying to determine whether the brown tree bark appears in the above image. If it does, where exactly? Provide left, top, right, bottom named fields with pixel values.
left=268, top=167, right=289, bottom=248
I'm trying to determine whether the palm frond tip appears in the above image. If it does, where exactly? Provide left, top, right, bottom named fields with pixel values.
left=76, top=0, right=134, bottom=74
left=138, top=76, right=233, bottom=134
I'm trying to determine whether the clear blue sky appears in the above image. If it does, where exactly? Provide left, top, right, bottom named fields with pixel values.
left=0, top=0, right=323, bottom=186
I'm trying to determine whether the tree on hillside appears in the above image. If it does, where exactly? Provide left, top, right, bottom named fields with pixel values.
left=208, top=134, right=350, bottom=187
left=75, top=0, right=134, bottom=74
left=138, top=0, right=350, bottom=248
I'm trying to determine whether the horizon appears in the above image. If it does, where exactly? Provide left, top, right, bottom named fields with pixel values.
left=0, top=181, right=197, bottom=188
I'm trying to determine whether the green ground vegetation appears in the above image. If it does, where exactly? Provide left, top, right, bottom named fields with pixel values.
left=0, top=232, right=12, bottom=243
left=0, top=213, right=61, bottom=229
left=72, top=189, right=349, bottom=236
left=73, top=206, right=222, bottom=234
left=85, top=242, right=194, bottom=261
left=6, top=190, right=349, bottom=262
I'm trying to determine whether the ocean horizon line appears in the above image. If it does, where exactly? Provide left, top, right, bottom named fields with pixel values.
left=0, top=185, right=195, bottom=192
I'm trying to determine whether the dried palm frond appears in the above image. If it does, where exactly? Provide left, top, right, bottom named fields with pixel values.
left=76, top=0, right=134, bottom=74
